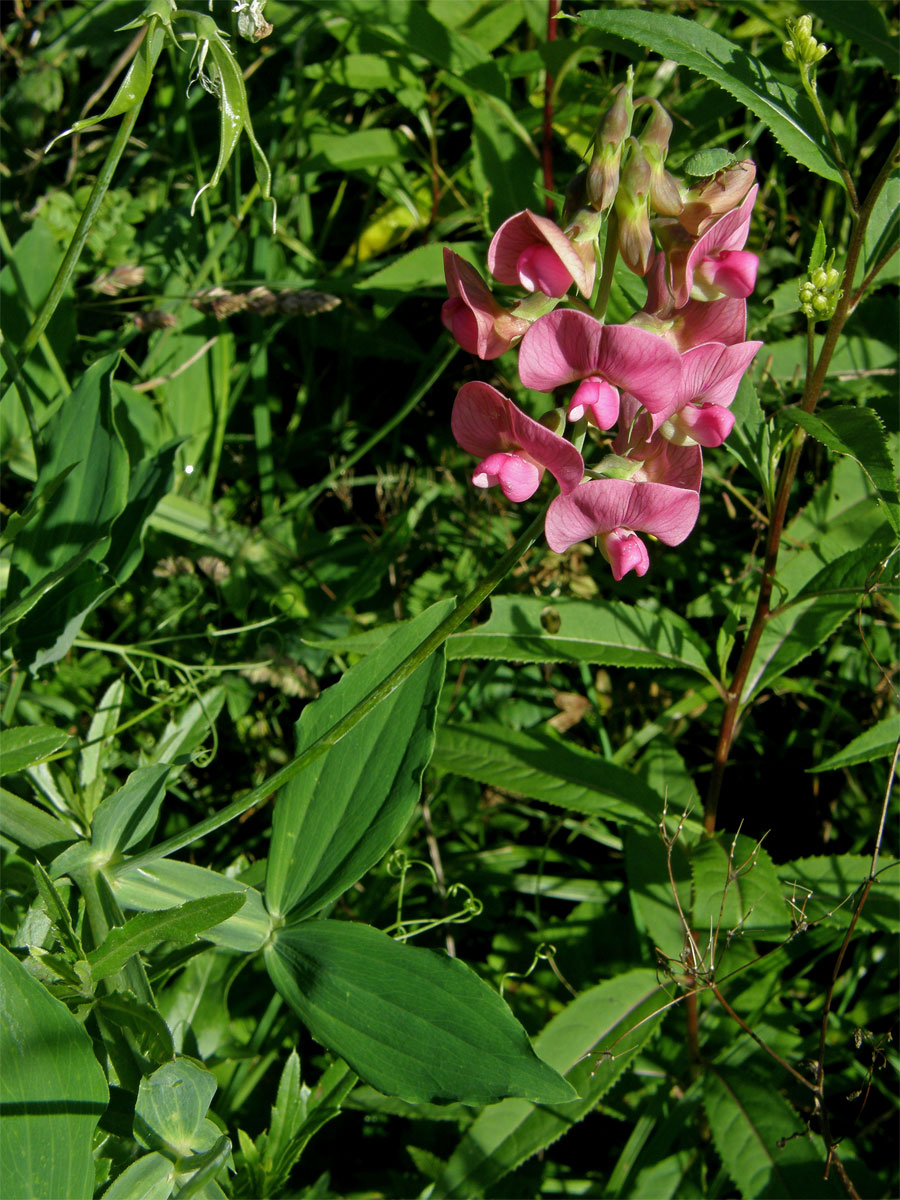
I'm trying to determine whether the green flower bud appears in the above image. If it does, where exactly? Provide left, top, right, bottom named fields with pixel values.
left=811, top=267, right=828, bottom=289
left=784, top=13, right=830, bottom=68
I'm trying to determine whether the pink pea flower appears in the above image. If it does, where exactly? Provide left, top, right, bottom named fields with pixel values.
left=442, top=249, right=530, bottom=360
left=545, top=478, right=701, bottom=579
left=612, top=395, right=703, bottom=489
left=679, top=160, right=756, bottom=236
left=451, top=381, right=584, bottom=502
left=655, top=339, right=763, bottom=446
left=488, top=210, right=596, bottom=299
left=635, top=252, right=750, bottom=351
left=518, top=308, right=682, bottom=428
left=660, top=185, right=759, bottom=307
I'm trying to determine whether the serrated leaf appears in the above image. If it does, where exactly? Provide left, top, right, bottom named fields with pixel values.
left=782, top=406, right=900, bottom=535
left=776, top=854, right=898, bottom=933
left=0, top=725, right=71, bottom=775
left=1, top=945, right=108, bottom=1200
left=432, top=970, right=668, bottom=1198
left=704, top=1067, right=839, bottom=1198
left=809, top=712, right=900, bottom=772
left=266, top=920, right=575, bottom=1107
left=266, top=600, right=451, bottom=922
left=575, top=10, right=842, bottom=183
left=448, top=595, right=716, bottom=680
left=690, top=836, right=791, bottom=941
left=87, top=894, right=246, bottom=981
left=432, top=721, right=660, bottom=827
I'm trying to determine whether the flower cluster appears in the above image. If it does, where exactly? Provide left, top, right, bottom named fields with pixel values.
left=442, top=77, right=762, bottom=581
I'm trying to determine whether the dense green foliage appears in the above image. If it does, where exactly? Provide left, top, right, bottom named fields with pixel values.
left=1, top=1, right=897, bottom=1198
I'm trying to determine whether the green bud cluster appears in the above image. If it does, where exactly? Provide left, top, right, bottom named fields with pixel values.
left=798, top=263, right=842, bottom=321
left=783, top=14, right=829, bottom=68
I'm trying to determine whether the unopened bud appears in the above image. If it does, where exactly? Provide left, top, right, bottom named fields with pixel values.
left=811, top=267, right=828, bottom=289
left=812, top=293, right=829, bottom=313
left=614, top=139, right=654, bottom=276
left=587, top=76, right=634, bottom=212
left=784, top=13, right=830, bottom=68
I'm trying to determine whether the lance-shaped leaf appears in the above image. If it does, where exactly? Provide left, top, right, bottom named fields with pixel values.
left=266, top=920, right=575, bottom=1106
left=0, top=945, right=109, bottom=1200
left=266, top=600, right=451, bottom=922
left=432, top=969, right=668, bottom=1198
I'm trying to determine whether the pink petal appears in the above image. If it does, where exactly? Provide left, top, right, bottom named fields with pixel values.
left=594, top=324, right=682, bottom=415
left=682, top=185, right=758, bottom=302
left=516, top=244, right=574, bottom=298
left=497, top=455, right=543, bottom=501
left=569, top=378, right=620, bottom=429
left=672, top=403, right=735, bottom=448
left=488, top=210, right=595, bottom=297
left=613, top=395, right=704, bottom=490
left=442, top=298, right=481, bottom=356
left=681, top=340, right=763, bottom=408
left=451, top=382, right=584, bottom=496
left=602, top=530, right=650, bottom=580
left=443, top=248, right=527, bottom=359
left=518, top=309, right=602, bottom=392
left=694, top=250, right=759, bottom=300
left=668, top=297, right=748, bottom=351
left=545, top=479, right=700, bottom=553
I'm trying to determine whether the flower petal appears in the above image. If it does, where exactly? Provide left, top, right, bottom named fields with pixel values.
left=518, top=309, right=603, bottom=391
left=602, top=529, right=650, bottom=579
left=545, top=479, right=700, bottom=553
left=489, top=211, right=595, bottom=297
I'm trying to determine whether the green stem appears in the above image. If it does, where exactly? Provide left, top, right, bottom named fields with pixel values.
left=12, top=103, right=143, bottom=377
left=800, top=68, right=859, bottom=213
left=116, top=503, right=551, bottom=873
left=592, top=209, right=619, bottom=322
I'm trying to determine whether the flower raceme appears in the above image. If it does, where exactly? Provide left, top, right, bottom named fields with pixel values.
left=440, top=83, right=762, bottom=580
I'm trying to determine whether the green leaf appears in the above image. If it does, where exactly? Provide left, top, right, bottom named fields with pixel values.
left=810, top=712, right=900, bottom=772
left=134, top=1059, right=217, bottom=1158
left=87, top=894, right=246, bottom=981
left=111, top=859, right=271, bottom=954
left=266, top=600, right=451, bottom=922
left=432, top=970, right=668, bottom=1198
left=781, top=406, right=900, bottom=535
left=106, top=438, right=180, bottom=584
left=95, top=993, right=176, bottom=1066
left=100, top=1152, right=174, bottom=1200
left=432, top=722, right=660, bottom=827
left=0, top=724, right=70, bottom=775
left=0, top=944, right=108, bottom=1200
left=689, top=836, right=791, bottom=940
left=142, top=686, right=225, bottom=771
left=808, top=221, right=827, bottom=273
left=266, top=920, right=575, bottom=1106
left=305, top=128, right=411, bottom=172
left=575, top=10, right=841, bottom=183
left=776, top=854, right=898, bottom=934
left=79, top=678, right=126, bottom=819
left=91, top=764, right=171, bottom=856
left=704, top=1066, right=839, bottom=1198
left=0, top=787, right=76, bottom=855
left=448, top=595, right=716, bottom=680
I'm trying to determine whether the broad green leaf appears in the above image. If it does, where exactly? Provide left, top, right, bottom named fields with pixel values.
left=134, top=1059, right=217, bottom=1158
left=7, top=354, right=129, bottom=588
left=432, top=722, right=660, bottom=827
left=266, top=920, right=575, bottom=1106
left=690, top=836, right=791, bottom=940
left=625, top=825, right=693, bottom=962
left=854, top=167, right=899, bottom=291
left=106, top=438, right=181, bottom=584
left=776, top=854, right=898, bottom=934
left=0, top=787, right=77, bottom=855
left=101, top=1152, right=174, bottom=1200
left=810, top=712, right=900, bottom=772
left=782, top=406, right=900, bottom=535
left=432, top=970, right=668, bottom=1198
left=0, top=464, right=77, bottom=550
left=704, top=1066, right=839, bottom=1198
left=266, top=600, right=451, bottom=922
left=95, top=993, right=176, bottom=1066
left=448, top=595, right=716, bottom=680
left=91, top=764, right=171, bottom=856
left=0, top=724, right=70, bottom=775
left=575, top=10, right=842, bottom=183
left=111, top=859, right=271, bottom=953
left=87, top=894, right=246, bottom=981
left=0, top=944, right=108, bottom=1200
left=305, top=129, right=412, bottom=172
left=142, top=686, right=225, bottom=771
left=79, top=678, right=126, bottom=819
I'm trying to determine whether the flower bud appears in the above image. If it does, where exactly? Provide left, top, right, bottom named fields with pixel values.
left=784, top=13, right=830, bottom=68
left=614, top=139, right=653, bottom=276
left=679, top=161, right=756, bottom=236
left=586, top=78, right=634, bottom=212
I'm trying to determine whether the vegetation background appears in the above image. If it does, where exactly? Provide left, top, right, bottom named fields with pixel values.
left=0, top=1, right=897, bottom=1198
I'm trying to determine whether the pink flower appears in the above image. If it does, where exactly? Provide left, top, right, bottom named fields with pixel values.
left=518, top=309, right=682, bottom=427
left=488, top=210, right=596, bottom=299
left=661, top=185, right=759, bottom=307
left=451, top=382, right=584, bottom=502
left=679, top=161, right=756, bottom=236
left=635, top=253, right=750, bottom=351
left=655, top=339, right=762, bottom=446
left=545, top=479, right=700, bottom=578
left=442, top=249, right=530, bottom=359
left=612, top=395, right=703, bottom=489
